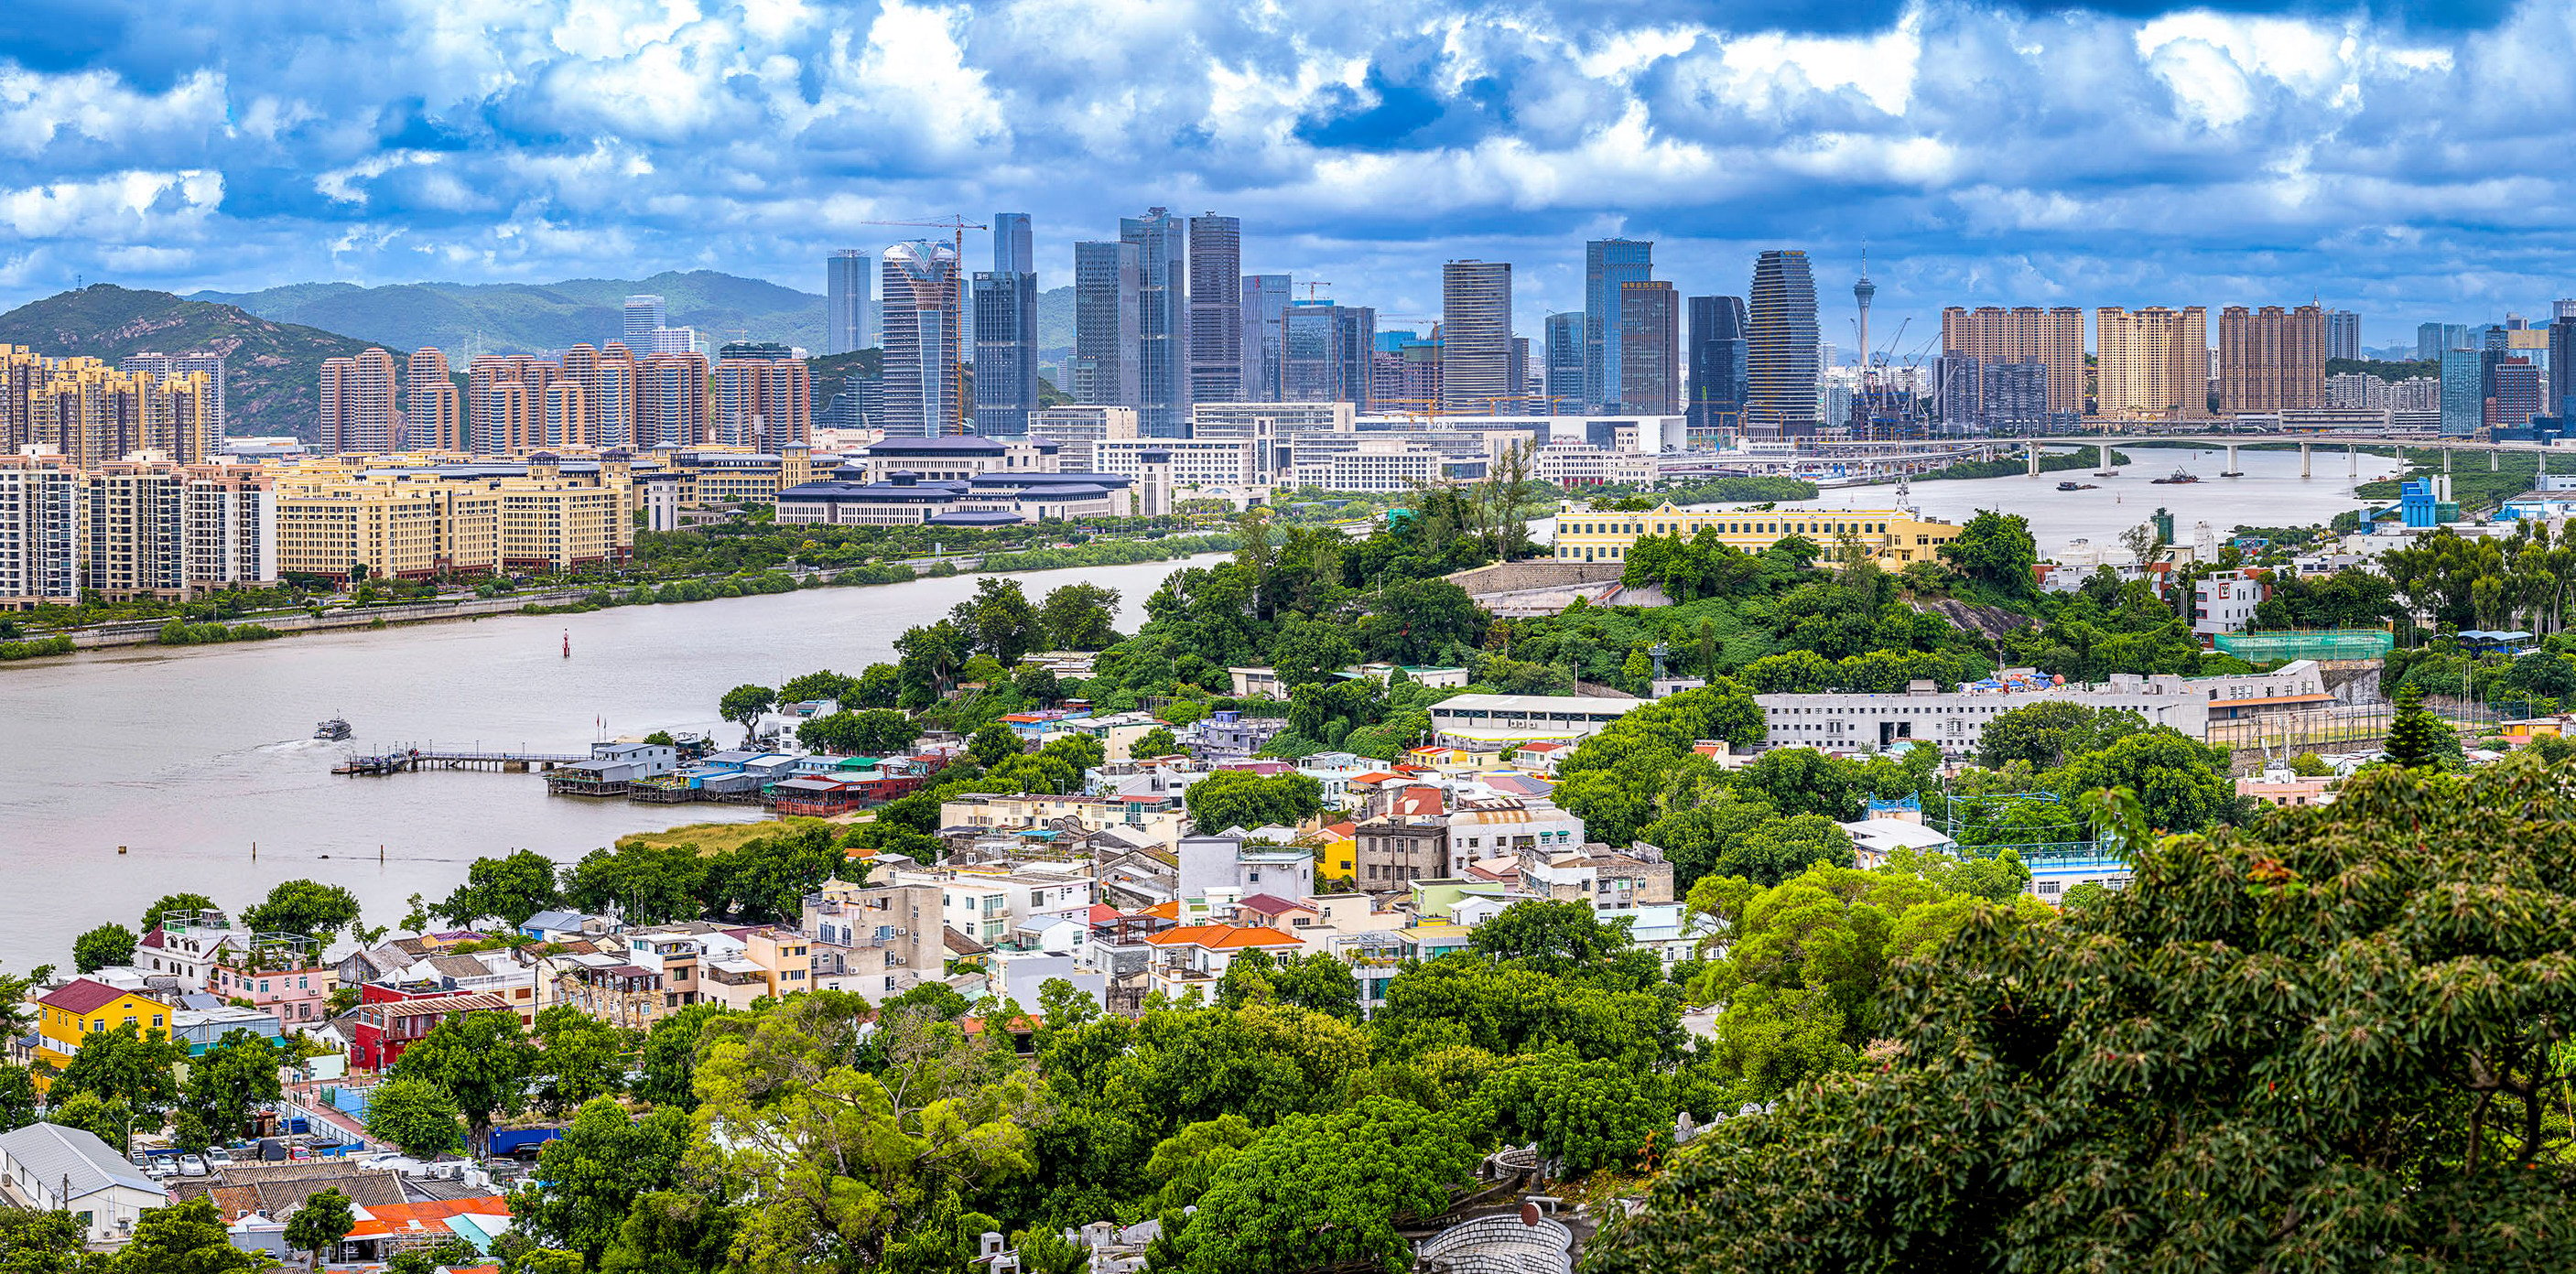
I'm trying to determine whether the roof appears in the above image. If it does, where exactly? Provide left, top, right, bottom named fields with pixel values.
left=521, top=910, right=590, bottom=931
left=1236, top=893, right=1312, bottom=916
left=38, top=977, right=152, bottom=1016
left=1145, top=923, right=1303, bottom=950
left=344, top=1196, right=514, bottom=1242
left=1428, top=693, right=1651, bottom=715
left=2206, top=692, right=2338, bottom=707
left=0, top=1122, right=157, bottom=1197
left=367, top=992, right=515, bottom=1020
left=863, top=436, right=1008, bottom=454
left=189, top=1165, right=410, bottom=1215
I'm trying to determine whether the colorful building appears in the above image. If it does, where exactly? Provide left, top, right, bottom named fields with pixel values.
left=1550, top=502, right=1961, bottom=567
left=30, top=979, right=173, bottom=1091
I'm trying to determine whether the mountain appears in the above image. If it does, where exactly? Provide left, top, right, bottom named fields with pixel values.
left=1038, top=286, right=1074, bottom=350
left=191, top=270, right=825, bottom=358
left=0, top=285, right=381, bottom=439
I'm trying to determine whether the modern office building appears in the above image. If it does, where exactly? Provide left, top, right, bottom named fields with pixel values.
left=119, top=352, right=225, bottom=437
left=1240, top=275, right=1292, bottom=401
left=1746, top=250, right=1820, bottom=432
left=1186, top=213, right=1242, bottom=407
left=826, top=250, right=871, bottom=355
left=880, top=240, right=964, bottom=437
left=1283, top=302, right=1376, bottom=406
left=623, top=296, right=666, bottom=341
left=1073, top=241, right=1142, bottom=410
left=972, top=215, right=1040, bottom=437
left=319, top=348, right=402, bottom=455
left=2094, top=306, right=2210, bottom=420
left=1543, top=313, right=1585, bottom=415
left=2418, top=322, right=2475, bottom=362
left=1584, top=239, right=1652, bottom=412
left=1981, top=360, right=2048, bottom=432
left=2551, top=317, right=2576, bottom=417
left=2490, top=358, right=2544, bottom=428
left=2217, top=305, right=2327, bottom=414
left=1616, top=281, right=1680, bottom=416
left=2325, top=309, right=2361, bottom=362
left=1120, top=207, right=1190, bottom=436
left=2439, top=348, right=2484, bottom=437
left=1684, top=296, right=1747, bottom=433
left=1939, top=306, right=2084, bottom=416
left=1026, top=405, right=1140, bottom=471
left=1441, top=260, right=1514, bottom=415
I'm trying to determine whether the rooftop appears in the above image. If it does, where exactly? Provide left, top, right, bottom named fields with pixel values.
left=39, top=977, right=153, bottom=1016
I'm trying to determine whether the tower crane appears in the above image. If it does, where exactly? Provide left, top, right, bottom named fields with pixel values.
left=860, top=216, right=990, bottom=265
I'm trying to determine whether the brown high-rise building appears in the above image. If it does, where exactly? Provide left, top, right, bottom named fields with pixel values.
left=1940, top=306, right=2084, bottom=416
left=711, top=357, right=812, bottom=450
left=1616, top=280, right=1681, bottom=414
left=2094, top=307, right=2210, bottom=420
left=403, top=348, right=460, bottom=451
left=2217, top=304, right=2326, bottom=414
left=31, top=360, right=212, bottom=468
left=320, top=348, right=401, bottom=454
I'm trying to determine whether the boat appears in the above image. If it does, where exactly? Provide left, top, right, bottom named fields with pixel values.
left=2056, top=480, right=2097, bottom=491
left=314, top=717, right=352, bottom=741
left=2150, top=469, right=2202, bottom=485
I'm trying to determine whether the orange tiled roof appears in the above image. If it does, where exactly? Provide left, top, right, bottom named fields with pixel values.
left=1144, top=901, right=1182, bottom=920
left=1145, top=923, right=1302, bottom=950
left=344, top=1196, right=513, bottom=1241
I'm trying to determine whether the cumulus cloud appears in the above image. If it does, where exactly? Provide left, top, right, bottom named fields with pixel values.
left=0, top=0, right=2567, bottom=342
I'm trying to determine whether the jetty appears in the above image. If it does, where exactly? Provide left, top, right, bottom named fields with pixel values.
left=335, top=748, right=588, bottom=776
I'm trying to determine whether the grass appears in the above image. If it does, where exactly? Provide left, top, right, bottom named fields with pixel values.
left=616, top=816, right=838, bottom=854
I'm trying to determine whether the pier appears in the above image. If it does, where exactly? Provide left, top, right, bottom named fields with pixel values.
left=335, top=747, right=588, bottom=776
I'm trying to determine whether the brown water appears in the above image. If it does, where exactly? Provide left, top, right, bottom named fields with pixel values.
left=0, top=556, right=1215, bottom=969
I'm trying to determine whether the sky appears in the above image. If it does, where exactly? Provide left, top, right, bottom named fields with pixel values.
left=4, top=0, right=2573, bottom=351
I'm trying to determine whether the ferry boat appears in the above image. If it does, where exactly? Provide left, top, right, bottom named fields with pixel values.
left=2056, top=480, right=2097, bottom=491
left=2150, top=469, right=2202, bottom=485
left=314, top=717, right=352, bottom=741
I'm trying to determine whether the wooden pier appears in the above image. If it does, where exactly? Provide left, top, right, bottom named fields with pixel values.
left=336, top=748, right=588, bottom=776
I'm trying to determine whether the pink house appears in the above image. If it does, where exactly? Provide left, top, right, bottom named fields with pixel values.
left=210, top=957, right=338, bottom=1026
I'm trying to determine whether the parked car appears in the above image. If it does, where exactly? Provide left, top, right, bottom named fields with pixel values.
left=205, top=1147, right=234, bottom=1167
left=145, top=1160, right=175, bottom=1181
left=179, top=1155, right=209, bottom=1178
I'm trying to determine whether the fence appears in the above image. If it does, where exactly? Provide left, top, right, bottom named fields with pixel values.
left=2207, top=701, right=2501, bottom=751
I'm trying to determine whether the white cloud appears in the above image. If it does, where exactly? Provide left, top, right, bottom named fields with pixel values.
left=0, top=170, right=224, bottom=240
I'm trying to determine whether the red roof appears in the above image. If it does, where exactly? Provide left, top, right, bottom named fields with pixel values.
left=1391, top=791, right=1445, bottom=817
left=1325, top=821, right=1357, bottom=838
left=39, top=978, right=150, bottom=1016
left=1349, top=772, right=1403, bottom=784
left=1146, top=923, right=1302, bottom=950
left=344, top=1197, right=513, bottom=1241
left=139, top=929, right=167, bottom=949
left=1236, top=893, right=1310, bottom=916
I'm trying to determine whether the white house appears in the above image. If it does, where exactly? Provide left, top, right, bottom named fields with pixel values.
left=0, top=1123, right=167, bottom=1242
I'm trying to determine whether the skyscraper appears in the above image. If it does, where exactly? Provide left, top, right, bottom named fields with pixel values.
left=711, top=354, right=811, bottom=449
left=1073, top=242, right=1142, bottom=410
left=2418, top=322, right=2474, bottom=362
left=1543, top=313, right=1585, bottom=414
left=623, top=296, right=666, bottom=341
left=826, top=251, right=871, bottom=355
left=1617, top=281, right=1679, bottom=415
left=637, top=353, right=710, bottom=449
left=1584, top=239, right=1652, bottom=411
left=880, top=240, right=964, bottom=437
left=2218, top=305, right=2326, bottom=414
left=1685, top=296, right=1748, bottom=432
left=1940, top=306, right=2085, bottom=417
left=1186, top=213, right=1242, bottom=405
left=972, top=213, right=1039, bottom=436
left=1120, top=207, right=1189, bottom=436
left=1282, top=302, right=1374, bottom=405
left=403, top=348, right=460, bottom=450
left=1240, top=275, right=1291, bottom=400
left=118, top=352, right=226, bottom=437
left=2325, top=308, right=2361, bottom=362
left=1746, top=251, right=1820, bottom=432
left=2549, top=316, right=2576, bottom=416
left=2095, top=306, right=2210, bottom=419
left=2440, top=348, right=2486, bottom=436
left=319, top=348, right=400, bottom=454
left=1441, top=260, right=1513, bottom=414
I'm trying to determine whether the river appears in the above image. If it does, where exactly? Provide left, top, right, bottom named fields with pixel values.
left=0, top=555, right=1220, bottom=968
left=0, top=451, right=2399, bottom=969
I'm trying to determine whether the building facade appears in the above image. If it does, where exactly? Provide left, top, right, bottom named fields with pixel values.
left=1747, top=250, right=1820, bottom=432
left=1685, top=295, right=1748, bottom=436
left=881, top=240, right=965, bottom=437
left=826, top=248, right=871, bottom=355
left=1543, top=312, right=1585, bottom=415
left=1584, top=239, right=1652, bottom=412
left=1617, top=281, right=1680, bottom=416
left=1185, top=213, right=1242, bottom=407
left=2095, top=306, right=2211, bottom=420
left=1072, top=241, right=1142, bottom=411
left=1940, top=306, right=2085, bottom=417
left=971, top=265, right=1040, bottom=437
left=1120, top=207, right=1190, bottom=436
left=1239, top=275, right=1292, bottom=401
left=1552, top=502, right=1962, bottom=567
left=1441, top=260, right=1515, bottom=415
left=2217, top=304, right=2326, bottom=414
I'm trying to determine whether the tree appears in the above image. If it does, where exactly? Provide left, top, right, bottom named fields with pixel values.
left=529, top=1007, right=633, bottom=1117
left=775, top=670, right=857, bottom=707
left=240, top=880, right=362, bottom=943
left=1467, top=900, right=1631, bottom=975
left=1214, top=950, right=1362, bottom=1021
left=386, top=1238, right=482, bottom=1274
left=952, top=577, right=1042, bottom=664
left=284, top=1187, right=355, bottom=1270
left=1977, top=701, right=2148, bottom=771
left=72, top=923, right=136, bottom=974
left=52, top=1022, right=187, bottom=1121
left=1488, top=1049, right=1673, bottom=1177
left=0, top=1063, right=37, bottom=1133
left=437, top=849, right=564, bottom=928
left=968, top=722, right=1023, bottom=768
left=0, top=1208, right=89, bottom=1274
left=1182, top=771, right=1324, bottom=833
left=1169, top=1096, right=1483, bottom=1274
left=1592, top=753, right=2576, bottom=1274
left=118, top=1199, right=265, bottom=1274
left=797, top=708, right=921, bottom=757
left=2053, top=728, right=2234, bottom=835
left=139, top=893, right=219, bottom=935
left=599, top=1191, right=738, bottom=1274
left=1355, top=579, right=1484, bottom=665
left=42, top=1091, right=136, bottom=1150
left=1130, top=726, right=1180, bottom=759
left=511, top=1097, right=689, bottom=1266
left=1266, top=619, right=1359, bottom=696
left=179, top=1030, right=284, bottom=1143
left=388, top=1010, right=535, bottom=1154
left=1037, top=582, right=1121, bottom=651
left=632, top=1002, right=733, bottom=1113
left=2384, top=682, right=2458, bottom=769
left=717, top=684, right=775, bottom=740
left=363, top=1077, right=464, bottom=1159
left=1938, top=508, right=2038, bottom=595
left=560, top=843, right=709, bottom=927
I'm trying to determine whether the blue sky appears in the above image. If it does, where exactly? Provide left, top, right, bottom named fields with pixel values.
left=3, top=0, right=2571, bottom=351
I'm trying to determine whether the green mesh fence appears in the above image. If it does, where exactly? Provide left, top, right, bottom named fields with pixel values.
left=2213, top=630, right=2394, bottom=663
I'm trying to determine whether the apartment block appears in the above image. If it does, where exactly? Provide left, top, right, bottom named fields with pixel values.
left=2094, top=306, right=2210, bottom=420
left=2218, top=305, right=2326, bottom=414
left=1940, top=306, right=2085, bottom=416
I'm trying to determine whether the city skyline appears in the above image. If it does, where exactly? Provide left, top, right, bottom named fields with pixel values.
left=8, top=2, right=2576, bottom=348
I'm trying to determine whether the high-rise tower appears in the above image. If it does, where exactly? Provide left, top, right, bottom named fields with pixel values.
left=973, top=213, right=1039, bottom=436
left=826, top=251, right=871, bottom=354
left=1686, top=296, right=1748, bottom=432
left=1120, top=208, right=1189, bottom=437
left=1186, top=213, right=1242, bottom=406
left=1073, top=242, right=1142, bottom=410
left=1239, top=275, right=1291, bottom=401
left=1746, top=251, right=1820, bottom=432
left=1584, top=239, right=1652, bottom=412
left=1442, top=260, right=1514, bottom=414
left=880, top=240, right=964, bottom=437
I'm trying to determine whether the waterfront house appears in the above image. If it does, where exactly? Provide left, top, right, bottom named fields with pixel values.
left=135, top=911, right=245, bottom=988
left=29, top=979, right=172, bottom=1092
left=0, top=1123, right=166, bottom=1241
left=346, top=991, right=515, bottom=1070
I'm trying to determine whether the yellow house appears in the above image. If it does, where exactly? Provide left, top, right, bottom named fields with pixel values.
left=1319, top=821, right=1358, bottom=884
left=31, top=979, right=173, bottom=1092
left=1551, top=502, right=1963, bottom=567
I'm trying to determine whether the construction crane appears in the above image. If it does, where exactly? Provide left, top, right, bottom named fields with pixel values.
left=860, top=217, right=988, bottom=435
left=1298, top=282, right=1335, bottom=301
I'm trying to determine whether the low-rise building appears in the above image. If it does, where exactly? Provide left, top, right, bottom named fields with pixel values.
left=2192, top=568, right=2268, bottom=636
left=1354, top=819, right=1451, bottom=894
left=346, top=991, right=516, bottom=1070
left=209, top=946, right=337, bottom=1028
left=0, top=1123, right=167, bottom=1241
left=27, top=979, right=174, bottom=1091
left=1756, top=675, right=2213, bottom=757
left=1426, top=694, right=1647, bottom=745
left=1139, top=923, right=1304, bottom=1001
left=1552, top=502, right=1963, bottom=567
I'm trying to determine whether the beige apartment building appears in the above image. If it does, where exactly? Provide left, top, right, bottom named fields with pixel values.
left=1939, top=306, right=2085, bottom=416
left=26, top=359, right=214, bottom=468
left=2094, top=306, right=2210, bottom=421
left=0, top=455, right=275, bottom=606
left=2217, top=304, right=2326, bottom=414
left=269, top=454, right=633, bottom=581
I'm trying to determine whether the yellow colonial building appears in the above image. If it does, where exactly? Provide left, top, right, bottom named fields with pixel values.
left=1551, top=502, right=1963, bottom=567
left=30, top=979, right=173, bottom=1092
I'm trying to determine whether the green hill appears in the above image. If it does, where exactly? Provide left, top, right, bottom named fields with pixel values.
left=192, top=270, right=825, bottom=357
left=0, top=285, right=382, bottom=439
